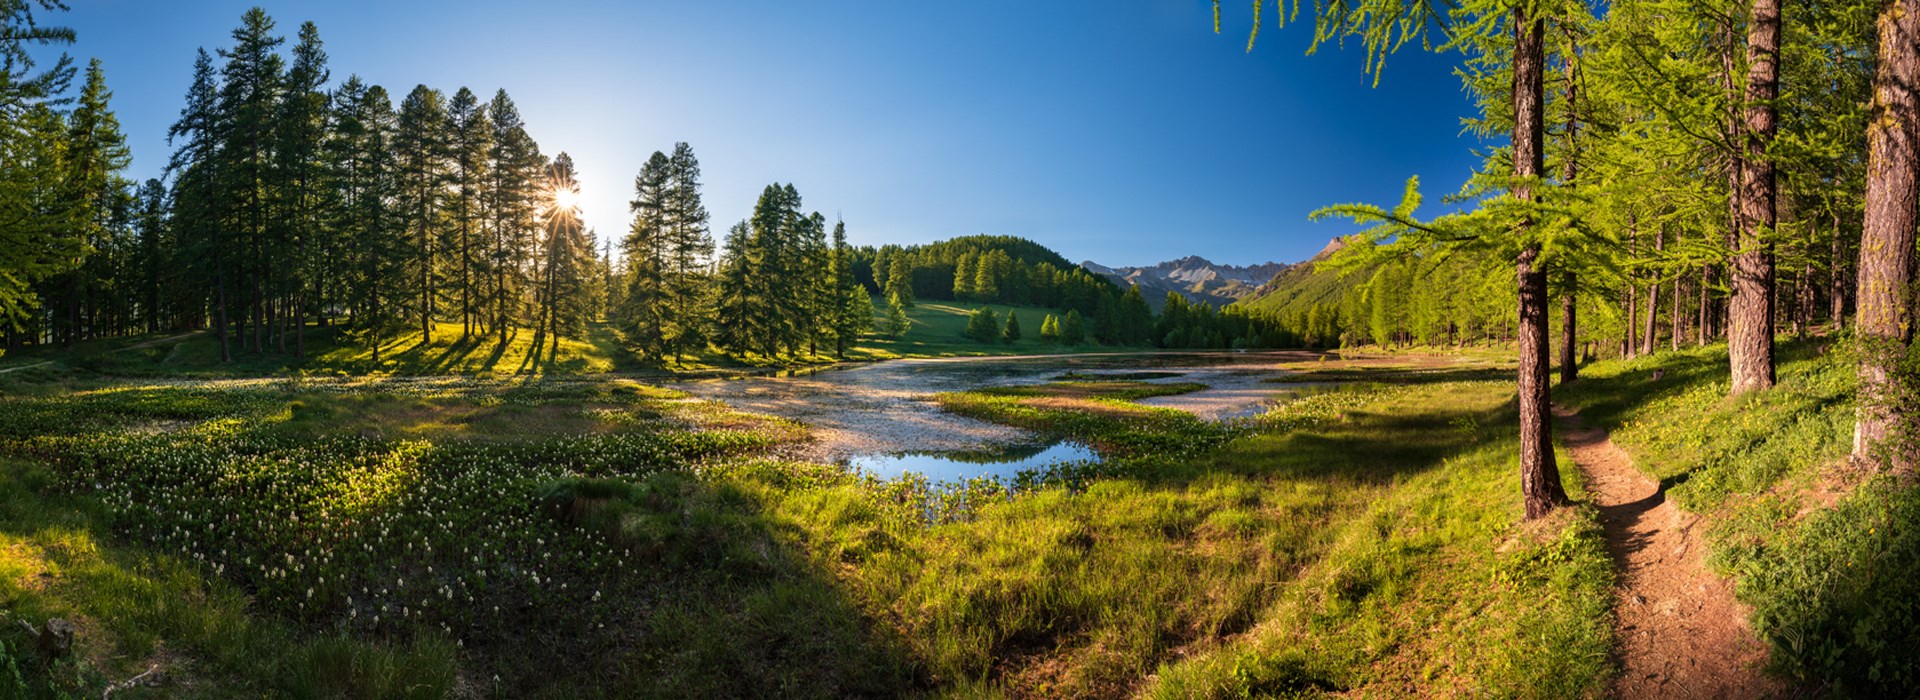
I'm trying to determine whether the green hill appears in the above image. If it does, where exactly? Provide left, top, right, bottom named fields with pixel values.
left=1230, top=237, right=1371, bottom=318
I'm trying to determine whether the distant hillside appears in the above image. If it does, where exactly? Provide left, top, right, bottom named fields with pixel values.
left=1229, top=238, right=1371, bottom=317
left=1080, top=256, right=1290, bottom=310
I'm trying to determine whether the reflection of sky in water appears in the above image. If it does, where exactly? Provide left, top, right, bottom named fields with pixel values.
left=850, top=441, right=1096, bottom=482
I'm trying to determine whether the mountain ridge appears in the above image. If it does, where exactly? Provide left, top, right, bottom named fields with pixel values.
left=1079, top=256, right=1291, bottom=310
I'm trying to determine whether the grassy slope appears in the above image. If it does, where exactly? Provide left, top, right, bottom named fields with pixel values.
left=1231, top=252, right=1365, bottom=318
left=1558, top=339, right=1918, bottom=695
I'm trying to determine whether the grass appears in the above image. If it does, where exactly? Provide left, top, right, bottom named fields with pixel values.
left=805, top=377, right=1616, bottom=696
left=0, top=456, right=459, bottom=699
left=0, top=344, right=1638, bottom=697
left=1557, top=338, right=1919, bottom=695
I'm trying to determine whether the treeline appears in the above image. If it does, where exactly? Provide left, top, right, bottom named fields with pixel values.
left=855, top=236, right=1118, bottom=315
left=1, top=8, right=608, bottom=361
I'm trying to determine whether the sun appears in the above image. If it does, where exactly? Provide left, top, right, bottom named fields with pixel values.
left=550, top=185, right=580, bottom=211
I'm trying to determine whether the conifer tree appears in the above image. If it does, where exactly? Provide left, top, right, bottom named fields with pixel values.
left=1061, top=309, right=1086, bottom=345
left=827, top=219, right=872, bottom=357
left=216, top=7, right=285, bottom=353
left=713, top=221, right=757, bottom=355
left=1040, top=314, right=1060, bottom=343
left=394, top=84, right=450, bottom=342
left=273, top=21, right=328, bottom=355
left=445, top=86, right=492, bottom=339
left=326, top=78, right=399, bottom=363
left=621, top=151, right=672, bottom=359
left=534, top=153, right=593, bottom=355
left=1003, top=310, right=1022, bottom=343
left=965, top=307, right=999, bottom=342
left=661, top=143, right=713, bottom=362
left=484, top=90, right=541, bottom=344
left=884, top=293, right=911, bottom=339
left=885, top=253, right=914, bottom=307
left=954, top=253, right=975, bottom=299
left=166, top=49, right=231, bottom=361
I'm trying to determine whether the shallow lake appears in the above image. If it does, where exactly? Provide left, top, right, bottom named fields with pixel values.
left=846, top=440, right=1097, bottom=482
left=666, top=350, right=1329, bottom=464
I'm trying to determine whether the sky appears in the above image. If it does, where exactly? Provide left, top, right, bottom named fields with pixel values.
left=39, top=0, right=1487, bottom=267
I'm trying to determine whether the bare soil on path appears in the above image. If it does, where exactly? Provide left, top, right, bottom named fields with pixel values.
left=1554, top=405, right=1786, bottom=699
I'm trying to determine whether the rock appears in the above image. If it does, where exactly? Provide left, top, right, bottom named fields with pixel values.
left=36, top=618, right=73, bottom=659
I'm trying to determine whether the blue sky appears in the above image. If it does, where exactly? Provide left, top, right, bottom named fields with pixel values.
left=44, top=1, right=1485, bottom=267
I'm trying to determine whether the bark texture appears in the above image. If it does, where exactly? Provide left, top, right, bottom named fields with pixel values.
left=1513, top=9, right=1567, bottom=520
left=1853, top=0, right=1920, bottom=465
left=1730, top=0, right=1780, bottom=394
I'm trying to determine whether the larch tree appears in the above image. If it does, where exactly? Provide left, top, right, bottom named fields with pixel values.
left=622, top=150, right=672, bottom=360
left=484, top=90, right=542, bottom=344
left=1852, top=0, right=1919, bottom=469
left=446, top=86, right=493, bottom=340
left=1729, top=0, right=1782, bottom=394
left=1220, top=0, right=1574, bottom=519
left=661, top=143, right=712, bottom=362
left=394, top=84, right=450, bottom=343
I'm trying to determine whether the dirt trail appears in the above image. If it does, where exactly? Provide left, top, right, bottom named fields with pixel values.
left=1554, top=405, right=1784, bottom=699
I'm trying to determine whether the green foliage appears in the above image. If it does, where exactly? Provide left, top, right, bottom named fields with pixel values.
left=884, top=293, right=911, bottom=339
left=1001, top=310, right=1022, bottom=343
left=963, top=307, right=999, bottom=342
left=1061, top=308, right=1086, bottom=345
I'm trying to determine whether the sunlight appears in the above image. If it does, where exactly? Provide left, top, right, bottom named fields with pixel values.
left=550, top=184, right=580, bottom=212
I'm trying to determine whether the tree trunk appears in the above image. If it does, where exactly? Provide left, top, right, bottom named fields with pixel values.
left=1671, top=276, right=1683, bottom=351
left=1625, top=216, right=1639, bottom=358
left=1644, top=226, right=1664, bottom=357
left=1513, top=9, right=1566, bottom=520
left=1853, top=0, right=1920, bottom=467
left=1730, top=0, right=1781, bottom=394
left=1560, top=290, right=1578, bottom=382
left=1830, top=209, right=1847, bottom=328
left=1698, top=265, right=1711, bottom=346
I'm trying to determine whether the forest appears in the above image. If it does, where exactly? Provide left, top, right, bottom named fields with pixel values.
left=1, top=0, right=1919, bottom=697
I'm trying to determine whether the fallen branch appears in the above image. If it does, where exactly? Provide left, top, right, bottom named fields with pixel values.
left=101, top=665, right=160, bottom=699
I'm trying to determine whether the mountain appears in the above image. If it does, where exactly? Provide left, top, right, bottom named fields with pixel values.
left=1079, top=256, right=1291, bottom=310
left=1231, top=238, right=1370, bottom=317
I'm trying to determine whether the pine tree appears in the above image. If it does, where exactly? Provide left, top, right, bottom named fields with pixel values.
left=1040, top=314, right=1060, bottom=343
left=621, top=151, right=672, bottom=359
left=535, top=153, right=592, bottom=355
left=1061, top=309, right=1086, bottom=345
left=484, top=90, right=541, bottom=344
left=827, top=219, right=872, bottom=357
left=445, top=86, right=492, bottom=339
left=266, top=21, right=327, bottom=355
left=166, top=49, right=232, bottom=361
left=1003, top=310, right=1022, bottom=343
left=953, top=253, right=975, bottom=299
left=965, top=307, right=999, bottom=342
left=1853, top=0, right=1919, bottom=468
left=327, top=78, right=399, bottom=364
left=215, top=7, right=285, bottom=353
left=661, top=143, right=713, bottom=362
left=713, top=221, right=757, bottom=355
left=885, top=253, right=914, bottom=307
left=394, top=84, right=450, bottom=342
left=884, top=293, right=911, bottom=339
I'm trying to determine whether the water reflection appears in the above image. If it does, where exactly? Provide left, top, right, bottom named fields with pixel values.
left=849, top=441, right=1096, bottom=482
